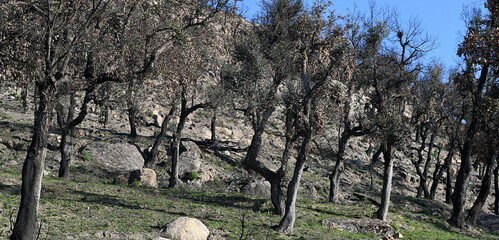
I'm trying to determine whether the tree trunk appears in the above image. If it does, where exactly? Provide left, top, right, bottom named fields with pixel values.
left=210, top=110, right=216, bottom=141
left=414, top=126, right=429, bottom=198
left=127, top=79, right=138, bottom=138
left=58, top=129, right=73, bottom=180
left=277, top=133, right=311, bottom=234
left=10, top=84, right=55, bottom=240
left=377, top=142, right=393, bottom=222
left=128, top=105, right=138, bottom=138
left=421, top=132, right=436, bottom=198
left=445, top=159, right=453, bottom=204
left=145, top=102, right=176, bottom=168
left=450, top=142, right=474, bottom=228
left=430, top=145, right=452, bottom=200
left=450, top=64, right=488, bottom=229
left=466, top=152, right=498, bottom=225
left=168, top=94, right=206, bottom=188
left=270, top=175, right=285, bottom=216
left=329, top=131, right=350, bottom=203
left=494, top=159, right=499, bottom=215
left=169, top=98, right=187, bottom=188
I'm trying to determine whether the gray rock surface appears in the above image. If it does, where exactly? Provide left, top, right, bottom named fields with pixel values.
left=83, top=142, right=144, bottom=172
left=129, top=168, right=158, bottom=188
left=322, top=217, right=395, bottom=237
left=178, top=141, right=202, bottom=176
left=241, top=179, right=271, bottom=197
left=161, top=217, right=209, bottom=240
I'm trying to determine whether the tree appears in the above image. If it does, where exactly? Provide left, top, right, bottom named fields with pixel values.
left=449, top=0, right=498, bottom=228
left=4, top=1, right=125, bottom=239
left=410, top=64, right=446, bottom=199
left=222, top=0, right=304, bottom=215
left=276, top=2, right=352, bottom=232
left=357, top=7, right=434, bottom=221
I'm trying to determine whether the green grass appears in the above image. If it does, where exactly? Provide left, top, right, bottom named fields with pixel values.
left=0, top=172, right=496, bottom=239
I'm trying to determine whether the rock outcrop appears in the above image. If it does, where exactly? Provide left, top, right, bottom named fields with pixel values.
left=82, top=142, right=144, bottom=172
left=161, top=217, right=209, bottom=240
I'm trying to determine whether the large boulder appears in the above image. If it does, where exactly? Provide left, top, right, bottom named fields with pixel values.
left=241, top=179, right=271, bottom=197
left=129, top=168, right=158, bottom=188
left=82, top=142, right=144, bottom=172
left=161, top=217, right=209, bottom=240
left=322, top=218, right=395, bottom=237
left=178, top=141, right=202, bottom=176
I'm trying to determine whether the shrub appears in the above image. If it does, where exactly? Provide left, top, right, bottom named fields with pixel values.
left=81, top=152, right=91, bottom=161
left=184, top=171, right=199, bottom=181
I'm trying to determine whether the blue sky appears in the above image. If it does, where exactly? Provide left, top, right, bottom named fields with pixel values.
left=238, top=0, right=482, bottom=71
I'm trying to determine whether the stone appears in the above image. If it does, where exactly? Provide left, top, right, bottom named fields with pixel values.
left=128, top=168, right=158, bottom=188
left=393, top=232, right=403, bottom=238
left=82, top=142, right=144, bottom=172
left=241, top=179, right=271, bottom=197
left=161, top=217, right=209, bottom=240
left=322, top=218, right=395, bottom=237
left=152, top=237, right=170, bottom=240
left=114, top=174, right=129, bottom=185
left=74, top=129, right=86, bottom=137
left=178, top=141, right=202, bottom=176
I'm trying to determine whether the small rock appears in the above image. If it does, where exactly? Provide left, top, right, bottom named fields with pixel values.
left=74, top=129, right=86, bottom=137
left=152, top=237, right=170, bottom=240
left=393, top=232, right=403, bottom=238
left=161, top=217, right=209, bottom=240
left=129, top=168, right=158, bottom=188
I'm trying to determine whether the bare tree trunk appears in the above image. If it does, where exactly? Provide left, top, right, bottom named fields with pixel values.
left=450, top=65, right=488, bottom=229
left=430, top=145, right=452, bottom=200
left=422, top=132, right=436, bottom=198
left=370, top=146, right=382, bottom=190
left=494, top=159, right=499, bottom=215
left=466, top=151, right=498, bottom=225
left=169, top=98, right=187, bottom=188
left=58, top=130, right=73, bottom=180
left=329, top=131, right=351, bottom=203
left=10, top=83, right=55, bottom=240
left=414, top=125, right=429, bottom=198
left=168, top=93, right=206, bottom=188
left=377, top=142, right=393, bottom=222
left=210, top=110, right=216, bottom=141
left=445, top=160, right=453, bottom=204
left=277, top=133, right=311, bottom=234
left=128, top=105, right=138, bottom=138
left=127, top=80, right=138, bottom=138
left=145, top=101, right=176, bottom=168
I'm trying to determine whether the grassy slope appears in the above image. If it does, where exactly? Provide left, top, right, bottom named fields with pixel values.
left=1, top=171, right=496, bottom=240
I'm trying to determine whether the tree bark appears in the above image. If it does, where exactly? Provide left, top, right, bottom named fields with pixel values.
left=450, top=64, right=489, bottom=229
left=430, top=144, right=453, bottom=200
left=466, top=151, right=498, bottom=225
left=277, top=132, right=312, bottom=234
left=58, top=129, right=73, bottom=180
left=414, top=125, right=429, bottom=198
left=329, top=130, right=351, bottom=203
left=127, top=80, right=138, bottom=138
left=494, top=159, right=499, bottom=215
left=377, top=142, right=393, bottom=222
left=210, top=110, right=217, bottom=141
left=145, top=101, right=176, bottom=168
left=168, top=93, right=206, bottom=188
left=10, top=83, right=55, bottom=240
left=370, top=146, right=383, bottom=190
left=421, top=132, right=436, bottom=198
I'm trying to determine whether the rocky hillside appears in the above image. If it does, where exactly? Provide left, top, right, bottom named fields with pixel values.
left=1, top=73, right=498, bottom=239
